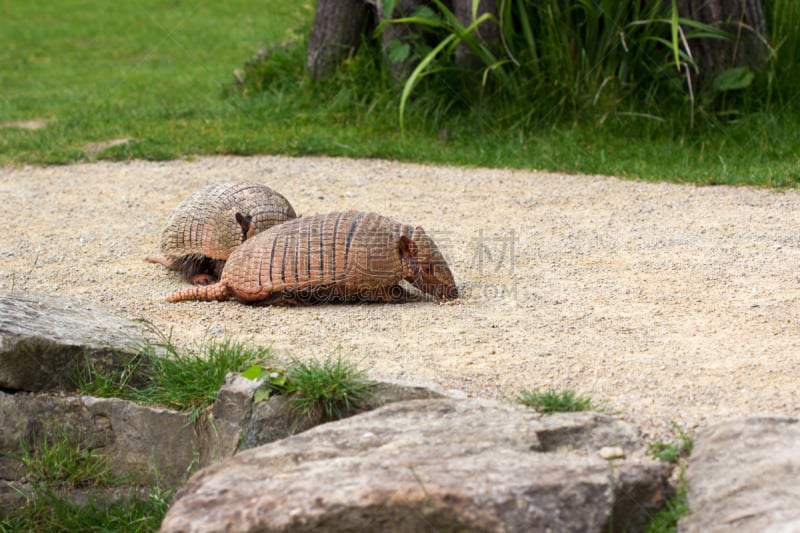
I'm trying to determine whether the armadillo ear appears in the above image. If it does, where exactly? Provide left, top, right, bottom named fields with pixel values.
left=399, top=235, right=418, bottom=258
left=235, top=212, right=253, bottom=239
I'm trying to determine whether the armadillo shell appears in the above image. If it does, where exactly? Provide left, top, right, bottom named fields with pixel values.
left=165, top=210, right=459, bottom=303
left=221, top=210, right=410, bottom=299
left=159, top=181, right=297, bottom=265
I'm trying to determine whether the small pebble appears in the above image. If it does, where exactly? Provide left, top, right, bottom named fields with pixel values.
left=599, top=447, right=626, bottom=460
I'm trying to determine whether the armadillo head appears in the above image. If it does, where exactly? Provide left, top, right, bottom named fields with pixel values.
left=400, top=226, right=459, bottom=300
left=235, top=212, right=254, bottom=241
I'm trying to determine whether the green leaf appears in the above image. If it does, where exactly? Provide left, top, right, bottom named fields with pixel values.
left=253, top=387, right=271, bottom=403
left=240, top=364, right=266, bottom=381
left=410, top=5, right=442, bottom=25
left=713, top=67, right=754, bottom=92
left=387, top=40, right=411, bottom=63
left=381, top=0, right=397, bottom=17
left=670, top=0, right=680, bottom=71
left=399, top=33, right=458, bottom=134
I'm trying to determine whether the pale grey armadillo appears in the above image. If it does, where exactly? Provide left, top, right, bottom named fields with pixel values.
left=146, top=181, right=297, bottom=284
left=165, top=210, right=458, bottom=304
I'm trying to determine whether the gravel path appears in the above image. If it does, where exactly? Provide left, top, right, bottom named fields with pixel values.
left=2, top=155, right=798, bottom=438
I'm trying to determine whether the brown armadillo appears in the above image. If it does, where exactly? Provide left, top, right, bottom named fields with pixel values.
left=165, top=210, right=458, bottom=305
left=146, top=181, right=297, bottom=285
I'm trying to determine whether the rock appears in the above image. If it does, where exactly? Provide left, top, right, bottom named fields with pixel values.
left=237, top=393, right=318, bottom=451
left=0, top=391, right=237, bottom=490
left=238, top=377, right=466, bottom=451
left=0, top=375, right=474, bottom=499
left=82, top=397, right=219, bottom=484
left=360, top=378, right=468, bottom=408
left=600, top=446, right=626, bottom=460
left=0, top=390, right=100, bottom=499
left=0, top=291, right=152, bottom=391
left=160, top=399, right=671, bottom=532
left=679, top=416, right=800, bottom=533
left=211, top=372, right=264, bottom=426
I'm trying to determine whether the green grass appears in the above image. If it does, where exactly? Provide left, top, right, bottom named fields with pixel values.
left=78, top=336, right=271, bottom=422
left=283, top=355, right=375, bottom=421
left=0, top=433, right=171, bottom=532
left=515, top=388, right=594, bottom=414
left=647, top=421, right=694, bottom=463
left=1, top=0, right=799, bottom=187
left=79, top=332, right=374, bottom=424
left=243, top=353, right=376, bottom=422
left=0, top=0, right=313, bottom=163
left=36, top=340, right=374, bottom=529
left=643, top=487, right=689, bottom=533
left=643, top=422, right=693, bottom=531
left=12, top=431, right=114, bottom=490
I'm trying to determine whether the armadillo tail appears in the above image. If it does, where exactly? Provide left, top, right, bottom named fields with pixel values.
left=166, top=282, right=230, bottom=303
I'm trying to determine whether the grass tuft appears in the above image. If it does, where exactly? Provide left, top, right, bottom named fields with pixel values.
left=643, top=422, right=694, bottom=531
left=78, top=331, right=373, bottom=424
left=78, top=334, right=271, bottom=422
left=643, top=487, right=690, bottom=533
left=14, top=431, right=113, bottom=490
left=0, top=433, right=172, bottom=532
left=243, top=353, right=376, bottom=422
left=647, top=422, right=694, bottom=463
left=284, top=355, right=375, bottom=422
left=515, top=388, right=594, bottom=414
left=0, top=484, right=172, bottom=533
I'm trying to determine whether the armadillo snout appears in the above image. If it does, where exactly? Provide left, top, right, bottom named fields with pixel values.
left=413, top=262, right=458, bottom=301
left=407, top=227, right=458, bottom=301
left=422, top=280, right=459, bottom=301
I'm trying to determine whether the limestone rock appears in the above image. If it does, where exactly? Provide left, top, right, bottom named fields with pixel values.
left=680, top=416, right=800, bottom=533
left=161, top=399, right=671, bottom=532
left=82, top=397, right=209, bottom=484
left=211, top=372, right=264, bottom=424
left=237, top=393, right=317, bottom=451
left=360, top=378, right=468, bottom=407
left=1, top=375, right=477, bottom=506
left=0, top=291, right=151, bottom=391
left=238, top=377, right=466, bottom=451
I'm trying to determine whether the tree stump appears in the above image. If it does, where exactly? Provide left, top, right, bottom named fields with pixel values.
left=452, top=0, right=499, bottom=70
left=306, top=0, right=501, bottom=82
left=307, top=0, right=370, bottom=81
left=306, top=0, right=767, bottom=87
left=674, top=0, right=767, bottom=82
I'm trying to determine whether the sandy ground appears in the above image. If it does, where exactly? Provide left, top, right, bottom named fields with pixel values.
left=1, top=155, right=798, bottom=439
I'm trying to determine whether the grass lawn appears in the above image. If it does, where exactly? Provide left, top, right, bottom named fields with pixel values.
left=1, top=0, right=799, bottom=187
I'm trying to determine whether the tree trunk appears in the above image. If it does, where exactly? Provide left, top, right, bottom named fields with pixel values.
left=308, top=0, right=502, bottom=82
left=675, top=0, right=767, bottom=79
left=306, top=0, right=370, bottom=81
left=453, top=0, right=500, bottom=70
left=374, top=0, right=431, bottom=82
left=306, top=0, right=767, bottom=85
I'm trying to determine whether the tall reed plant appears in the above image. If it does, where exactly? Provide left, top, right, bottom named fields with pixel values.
left=380, top=0, right=747, bottom=132
left=762, top=0, right=800, bottom=111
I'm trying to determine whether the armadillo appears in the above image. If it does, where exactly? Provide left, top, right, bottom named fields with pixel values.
left=146, top=181, right=297, bottom=285
left=165, top=210, right=459, bottom=304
